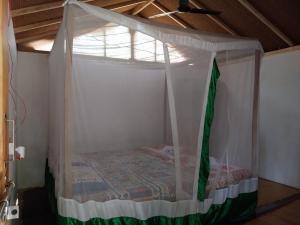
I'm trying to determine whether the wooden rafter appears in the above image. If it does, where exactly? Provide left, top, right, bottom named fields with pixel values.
left=190, top=0, right=238, bottom=35
left=151, top=2, right=194, bottom=29
left=15, top=0, right=146, bottom=43
left=105, top=0, right=145, bottom=12
left=12, top=0, right=146, bottom=17
left=264, top=45, right=300, bottom=56
left=14, top=0, right=145, bottom=35
left=12, top=0, right=94, bottom=17
left=131, top=0, right=154, bottom=15
left=14, top=18, right=61, bottom=34
left=237, top=0, right=294, bottom=46
left=16, top=31, right=57, bottom=44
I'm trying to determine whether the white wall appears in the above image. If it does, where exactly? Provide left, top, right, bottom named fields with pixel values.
left=15, top=52, right=49, bottom=189
left=259, top=49, right=300, bottom=188
left=14, top=48, right=300, bottom=189
left=71, top=58, right=166, bottom=152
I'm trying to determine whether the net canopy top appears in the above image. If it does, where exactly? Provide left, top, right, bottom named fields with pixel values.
left=62, top=0, right=263, bottom=54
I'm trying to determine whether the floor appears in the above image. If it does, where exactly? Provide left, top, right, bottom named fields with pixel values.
left=257, top=178, right=300, bottom=206
left=15, top=179, right=300, bottom=225
left=246, top=178, right=300, bottom=225
left=16, top=187, right=56, bottom=225
left=245, top=199, right=300, bottom=225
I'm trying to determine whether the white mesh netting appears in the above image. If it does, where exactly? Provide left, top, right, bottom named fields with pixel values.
left=48, top=1, right=262, bottom=204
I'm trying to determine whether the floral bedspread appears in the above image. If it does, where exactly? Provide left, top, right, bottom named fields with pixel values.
left=71, top=146, right=251, bottom=202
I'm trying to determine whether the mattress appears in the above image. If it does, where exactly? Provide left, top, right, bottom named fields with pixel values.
left=71, top=146, right=251, bottom=202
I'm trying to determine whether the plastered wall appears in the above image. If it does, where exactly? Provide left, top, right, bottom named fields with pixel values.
left=15, top=51, right=49, bottom=189
left=259, top=49, right=300, bottom=188
left=14, top=48, right=300, bottom=189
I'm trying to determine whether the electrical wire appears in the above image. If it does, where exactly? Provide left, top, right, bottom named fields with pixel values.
left=7, top=18, right=28, bottom=126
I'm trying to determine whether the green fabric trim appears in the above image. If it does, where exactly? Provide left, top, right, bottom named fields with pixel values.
left=197, top=59, right=221, bottom=201
left=57, top=192, right=257, bottom=225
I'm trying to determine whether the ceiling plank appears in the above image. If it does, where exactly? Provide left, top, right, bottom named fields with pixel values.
left=138, top=5, right=181, bottom=27
left=151, top=2, right=194, bottom=29
left=131, top=0, right=154, bottom=15
left=12, top=0, right=94, bottom=17
left=190, top=0, right=237, bottom=35
left=105, top=0, right=145, bottom=11
left=16, top=31, right=57, bottom=44
left=14, top=18, right=61, bottom=34
left=12, top=0, right=145, bottom=18
left=237, top=0, right=294, bottom=46
left=14, top=0, right=145, bottom=34
left=15, top=0, right=146, bottom=43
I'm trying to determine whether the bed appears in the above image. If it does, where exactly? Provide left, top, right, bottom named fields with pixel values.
left=71, top=146, right=251, bottom=202
left=48, top=4, right=261, bottom=222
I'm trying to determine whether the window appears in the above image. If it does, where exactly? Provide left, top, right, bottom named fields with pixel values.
left=73, top=31, right=105, bottom=56
left=134, top=32, right=156, bottom=62
left=73, top=23, right=185, bottom=63
left=105, top=25, right=131, bottom=59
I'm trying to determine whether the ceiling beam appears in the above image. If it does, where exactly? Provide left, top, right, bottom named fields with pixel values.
left=14, top=0, right=145, bottom=35
left=15, top=0, right=146, bottom=43
left=189, top=0, right=238, bottom=36
left=151, top=2, right=194, bottom=29
left=12, top=0, right=94, bottom=17
left=131, top=0, right=154, bottom=15
left=14, top=18, right=61, bottom=34
left=237, top=0, right=294, bottom=46
left=105, top=0, right=145, bottom=11
left=16, top=31, right=57, bottom=44
left=12, top=0, right=145, bottom=17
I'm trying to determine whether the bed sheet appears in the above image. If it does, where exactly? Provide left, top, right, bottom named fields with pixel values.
left=72, top=149, right=176, bottom=202
left=71, top=146, right=251, bottom=202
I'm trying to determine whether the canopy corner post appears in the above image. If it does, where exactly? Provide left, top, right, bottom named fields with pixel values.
left=251, top=50, right=261, bottom=177
left=63, top=3, right=75, bottom=198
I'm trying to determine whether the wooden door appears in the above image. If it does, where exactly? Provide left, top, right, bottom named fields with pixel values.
left=0, top=0, right=9, bottom=200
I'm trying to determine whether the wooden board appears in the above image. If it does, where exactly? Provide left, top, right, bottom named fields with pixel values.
left=258, top=178, right=300, bottom=207
left=0, top=0, right=9, bottom=202
left=8, top=0, right=300, bottom=52
left=246, top=199, right=300, bottom=225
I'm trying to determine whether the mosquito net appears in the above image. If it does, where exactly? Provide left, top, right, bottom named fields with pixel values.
left=48, top=0, right=262, bottom=209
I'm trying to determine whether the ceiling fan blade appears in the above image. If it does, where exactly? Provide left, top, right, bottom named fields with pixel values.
left=179, top=0, right=189, bottom=8
left=148, top=11, right=179, bottom=19
left=178, top=0, right=221, bottom=15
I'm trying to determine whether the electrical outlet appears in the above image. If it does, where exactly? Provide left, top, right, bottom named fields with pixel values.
left=6, top=206, right=19, bottom=220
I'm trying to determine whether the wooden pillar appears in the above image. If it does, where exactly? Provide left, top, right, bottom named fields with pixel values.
left=0, top=0, right=9, bottom=201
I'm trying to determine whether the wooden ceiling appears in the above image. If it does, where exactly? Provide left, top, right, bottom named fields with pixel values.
left=9, top=0, right=300, bottom=52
